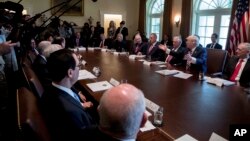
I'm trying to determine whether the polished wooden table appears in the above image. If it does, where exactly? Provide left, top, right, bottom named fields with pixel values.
left=76, top=50, right=250, bottom=141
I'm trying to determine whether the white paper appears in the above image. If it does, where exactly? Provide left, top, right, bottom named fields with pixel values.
left=88, top=47, right=95, bottom=51
left=87, top=81, right=113, bottom=92
left=155, top=69, right=180, bottom=76
left=145, top=98, right=160, bottom=112
left=159, top=65, right=167, bottom=68
left=129, top=55, right=136, bottom=60
left=81, top=60, right=87, bottom=65
left=114, top=52, right=119, bottom=55
left=173, top=72, right=193, bottom=79
left=206, top=77, right=235, bottom=87
left=145, top=110, right=152, bottom=117
left=138, top=59, right=146, bottom=62
left=109, top=78, right=120, bottom=86
left=143, top=61, right=152, bottom=66
left=78, top=70, right=96, bottom=80
left=94, top=47, right=101, bottom=50
left=140, top=120, right=156, bottom=132
left=175, top=134, right=198, bottom=141
left=209, top=132, right=228, bottom=141
left=101, top=48, right=108, bottom=52
left=71, top=47, right=86, bottom=52
left=152, top=61, right=166, bottom=65
left=135, top=55, right=146, bottom=59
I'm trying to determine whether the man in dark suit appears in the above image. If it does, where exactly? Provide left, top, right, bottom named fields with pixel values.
left=72, top=32, right=84, bottom=47
left=159, top=36, right=186, bottom=66
left=223, top=43, right=250, bottom=87
left=131, top=33, right=148, bottom=55
left=115, top=21, right=128, bottom=40
left=97, top=33, right=111, bottom=48
left=32, top=41, right=51, bottom=88
left=185, top=35, right=207, bottom=73
left=206, top=33, right=222, bottom=49
left=41, top=49, right=96, bottom=141
left=142, top=33, right=165, bottom=61
left=85, top=84, right=147, bottom=141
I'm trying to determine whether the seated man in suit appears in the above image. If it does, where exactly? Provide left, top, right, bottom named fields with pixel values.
left=41, top=49, right=96, bottom=141
left=223, top=43, right=250, bottom=87
left=184, top=35, right=207, bottom=73
left=206, top=33, right=222, bottom=49
left=142, top=33, right=165, bottom=61
left=85, top=84, right=147, bottom=141
left=98, top=33, right=111, bottom=48
left=159, top=36, right=186, bottom=66
left=73, top=32, right=84, bottom=47
left=112, top=33, right=127, bottom=52
left=131, top=33, right=147, bottom=55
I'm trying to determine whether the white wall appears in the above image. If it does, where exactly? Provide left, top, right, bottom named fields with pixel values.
left=13, top=0, right=139, bottom=40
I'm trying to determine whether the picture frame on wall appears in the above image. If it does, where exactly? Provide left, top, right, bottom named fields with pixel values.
left=51, top=0, right=84, bottom=16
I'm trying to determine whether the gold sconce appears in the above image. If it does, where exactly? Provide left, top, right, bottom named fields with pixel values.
left=174, top=15, right=181, bottom=27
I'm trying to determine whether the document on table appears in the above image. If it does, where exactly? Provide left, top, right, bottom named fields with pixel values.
left=209, top=132, right=228, bottom=141
left=140, top=120, right=156, bottom=132
left=152, top=61, right=166, bottom=65
left=175, top=134, right=198, bottom=141
left=155, top=69, right=180, bottom=76
left=173, top=72, right=193, bottom=79
left=87, top=81, right=113, bottom=92
left=78, top=70, right=96, bottom=80
left=145, top=98, right=159, bottom=112
left=71, top=47, right=86, bottom=52
left=206, top=77, right=235, bottom=87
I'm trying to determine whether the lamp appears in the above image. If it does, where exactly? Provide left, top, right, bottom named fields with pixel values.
left=174, top=15, right=180, bottom=27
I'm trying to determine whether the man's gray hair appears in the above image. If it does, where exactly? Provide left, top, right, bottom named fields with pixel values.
left=98, top=85, right=146, bottom=138
left=37, top=41, right=51, bottom=55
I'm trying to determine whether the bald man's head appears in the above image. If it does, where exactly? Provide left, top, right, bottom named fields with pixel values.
left=98, top=84, right=146, bottom=139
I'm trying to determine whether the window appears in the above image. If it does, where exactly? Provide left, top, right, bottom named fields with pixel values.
left=193, top=0, right=232, bottom=49
left=146, top=0, right=164, bottom=41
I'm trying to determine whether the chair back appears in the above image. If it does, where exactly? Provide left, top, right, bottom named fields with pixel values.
left=206, top=48, right=228, bottom=74
left=16, top=87, right=51, bottom=141
left=22, top=65, right=44, bottom=98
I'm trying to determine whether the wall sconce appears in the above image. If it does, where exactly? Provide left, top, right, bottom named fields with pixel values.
left=174, top=15, right=181, bottom=27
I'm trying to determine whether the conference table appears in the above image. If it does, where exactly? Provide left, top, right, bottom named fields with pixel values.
left=76, top=49, right=250, bottom=141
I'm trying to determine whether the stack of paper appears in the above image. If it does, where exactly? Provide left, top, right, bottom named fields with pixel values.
left=152, top=61, right=166, bottom=65
left=86, top=81, right=113, bottom=92
left=175, top=134, right=198, bottom=141
left=78, top=70, right=96, bottom=80
left=173, top=72, right=193, bottom=79
left=155, top=69, right=180, bottom=76
left=206, top=77, right=235, bottom=87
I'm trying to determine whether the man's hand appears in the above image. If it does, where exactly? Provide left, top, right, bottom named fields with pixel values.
left=81, top=101, right=93, bottom=109
left=0, top=41, right=17, bottom=55
left=159, top=44, right=167, bottom=51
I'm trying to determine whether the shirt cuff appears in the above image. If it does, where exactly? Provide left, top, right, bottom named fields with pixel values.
left=165, top=48, right=170, bottom=54
left=191, top=57, right=196, bottom=64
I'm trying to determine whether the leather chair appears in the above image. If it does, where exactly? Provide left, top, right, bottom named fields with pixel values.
left=206, top=48, right=228, bottom=75
left=22, top=65, right=44, bottom=98
left=16, top=87, right=51, bottom=141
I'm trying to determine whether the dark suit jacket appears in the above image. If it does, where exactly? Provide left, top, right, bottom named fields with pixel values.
left=72, top=37, right=85, bottom=47
left=112, top=40, right=127, bottom=52
left=168, top=46, right=187, bottom=65
left=185, top=47, right=207, bottom=73
left=115, top=27, right=128, bottom=40
left=206, top=43, right=222, bottom=49
left=142, top=42, right=166, bottom=61
left=131, top=42, right=148, bottom=55
left=223, top=56, right=250, bottom=87
left=32, top=55, right=51, bottom=88
left=41, top=85, right=96, bottom=141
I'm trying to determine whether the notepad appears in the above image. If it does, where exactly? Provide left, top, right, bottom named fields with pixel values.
left=145, top=98, right=159, bottom=112
left=109, top=78, right=120, bottom=86
left=209, top=132, right=228, bottom=141
left=155, top=69, right=180, bottom=76
left=78, top=70, right=96, bottom=80
left=173, top=72, right=193, bottom=79
left=87, top=81, right=113, bottom=92
left=206, top=77, right=235, bottom=87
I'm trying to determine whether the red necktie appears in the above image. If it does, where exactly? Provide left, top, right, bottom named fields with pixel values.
left=230, top=59, right=243, bottom=81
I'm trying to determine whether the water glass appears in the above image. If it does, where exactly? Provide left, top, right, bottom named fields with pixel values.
left=92, top=66, right=101, bottom=77
left=154, top=107, right=163, bottom=126
left=120, top=79, right=128, bottom=84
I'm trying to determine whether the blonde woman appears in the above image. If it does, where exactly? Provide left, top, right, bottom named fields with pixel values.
left=107, top=20, right=116, bottom=39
